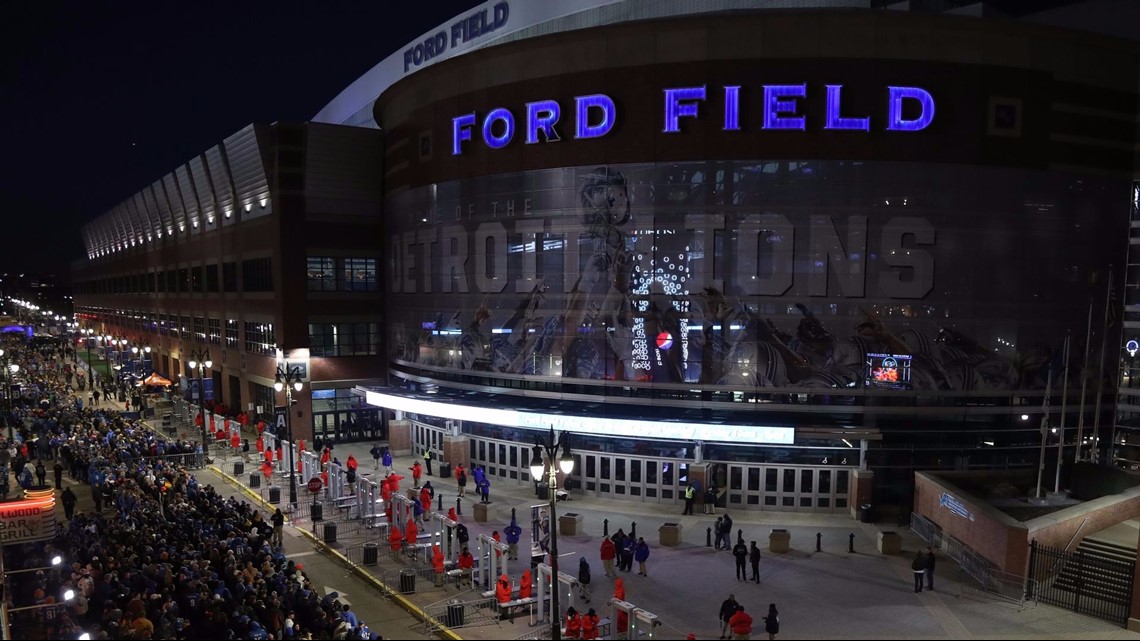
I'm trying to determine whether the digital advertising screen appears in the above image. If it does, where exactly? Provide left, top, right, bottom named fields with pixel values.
left=867, top=353, right=913, bottom=390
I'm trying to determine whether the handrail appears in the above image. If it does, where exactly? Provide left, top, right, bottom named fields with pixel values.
left=1065, top=517, right=1090, bottom=553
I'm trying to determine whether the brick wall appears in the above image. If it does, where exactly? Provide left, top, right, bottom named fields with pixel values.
left=914, top=472, right=1029, bottom=574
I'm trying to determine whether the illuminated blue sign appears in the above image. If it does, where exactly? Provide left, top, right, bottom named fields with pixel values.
left=404, top=2, right=510, bottom=73
left=452, top=83, right=935, bottom=155
left=939, top=492, right=974, bottom=521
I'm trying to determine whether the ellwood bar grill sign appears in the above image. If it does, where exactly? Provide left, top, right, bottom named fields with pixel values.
left=0, top=494, right=58, bottom=544
left=453, top=84, right=935, bottom=154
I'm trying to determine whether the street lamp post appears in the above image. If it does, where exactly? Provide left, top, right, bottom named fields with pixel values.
left=528, top=426, right=575, bottom=641
left=275, top=365, right=305, bottom=510
left=187, top=348, right=212, bottom=457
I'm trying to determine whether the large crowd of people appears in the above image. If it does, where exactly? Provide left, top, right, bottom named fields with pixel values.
left=2, top=335, right=382, bottom=640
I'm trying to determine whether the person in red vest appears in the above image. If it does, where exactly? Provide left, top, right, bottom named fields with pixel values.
left=381, top=478, right=392, bottom=503
left=432, top=545, right=446, bottom=587
left=230, top=432, right=240, bottom=452
left=410, top=461, right=423, bottom=488
left=388, top=472, right=403, bottom=493
left=614, top=578, right=627, bottom=637
left=580, top=608, right=600, bottom=640
left=256, top=419, right=265, bottom=435
left=406, top=519, right=420, bottom=560
left=564, top=607, right=582, bottom=639
left=454, top=464, right=466, bottom=496
left=492, top=530, right=502, bottom=559
left=447, top=507, right=458, bottom=522
left=458, top=547, right=474, bottom=588
left=518, top=568, right=533, bottom=599
left=256, top=435, right=264, bottom=453
left=264, top=447, right=274, bottom=464
left=276, top=444, right=283, bottom=467
left=729, top=604, right=753, bottom=639
left=420, top=486, right=432, bottom=521
left=389, top=524, right=403, bottom=556
left=495, top=574, right=512, bottom=605
left=194, top=413, right=203, bottom=427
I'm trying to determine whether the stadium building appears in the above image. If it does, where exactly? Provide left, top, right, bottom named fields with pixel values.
left=75, top=0, right=1140, bottom=514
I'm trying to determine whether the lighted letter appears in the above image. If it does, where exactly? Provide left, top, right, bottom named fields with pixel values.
left=762, top=85, right=806, bottom=130
left=886, top=86, right=935, bottom=131
left=723, top=86, right=741, bottom=131
left=452, top=113, right=476, bottom=155
left=663, top=86, right=706, bottom=133
left=824, top=85, right=870, bottom=131
left=482, top=107, right=515, bottom=149
left=574, top=94, right=616, bottom=139
left=525, top=100, right=561, bottom=144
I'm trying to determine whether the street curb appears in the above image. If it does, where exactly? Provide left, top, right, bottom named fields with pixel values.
left=208, top=465, right=462, bottom=641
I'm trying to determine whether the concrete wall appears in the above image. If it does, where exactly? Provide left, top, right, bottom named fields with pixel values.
left=1028, top=485, right=1140, bottom=550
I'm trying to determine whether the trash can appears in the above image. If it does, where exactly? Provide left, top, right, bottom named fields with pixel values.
left=363, top=542, right=378, bottom=566
left=536, top=484, right=549, bottom=501
left=400, top=568, right=416, bottom=594
left=439, top=463, right=451, bottom=479
left=250, top=474, right=261, bottom=489
left=323, top=521, right=337, bottom=544
left=446, top=599, right=465, bottom=627
left=269, top=486, right=281, bottom=504
left=860, top=504, right=875, bottom=524
left=311, top=501, right=324, bottom=523
left=233, top=462, right=245, bottom=476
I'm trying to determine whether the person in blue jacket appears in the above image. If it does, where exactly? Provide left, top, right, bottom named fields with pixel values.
left=478, top=476, right=491, bottom=504
left=634, top=537, right=650, bottom=577
left=504, top=515, right=523, bottom=560
left=382, top=448, right=393, bottom=475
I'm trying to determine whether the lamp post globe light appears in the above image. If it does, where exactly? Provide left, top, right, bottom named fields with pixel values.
left=275, top=365, right=305, bottom=510
left=187, top=349, right=212, bottom=457
left=529, top=426, right=575, bottom=641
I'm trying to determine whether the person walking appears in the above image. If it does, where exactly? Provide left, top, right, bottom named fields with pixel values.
left=749, top=541, right=762, bottom=583
left=578, top=556, right=592, bottom=601
left=370, top=444, right=383, bottom=470
left=704, top=484, right=718, bottom=514
left=720, top=513, right=734, bottom=551
left=682, top=483, right=696, bottom=515
left=457, top=466, right=468, bottom=497
left=423, top=448, right=433, bottom=476
left=34, top=460, right=46, bottom=487
left=505, top=515, right=522, bottom=560
left=911, top=550, right=926, bottom=593
left=634, top=537, right=650, bottom=576
left=925, top=542, right=934, bottom=588
left=410, top=461, right=423, bottom=488
left=53, top=461, right=63, bottom=490
left=381, top=448, right=393, bottom=475
left=600, top=536, right=616, bottom=577
left=718, top=594, right=739, bottom=640
left=61, top=486, right=77, bottom=520
left=733, top=539, right=749, bottom=581
left=714, top=516, right=725, bottom=550
left=762, top=604, right=780, bottom=640
left=728, top=604, right=753, bottom=641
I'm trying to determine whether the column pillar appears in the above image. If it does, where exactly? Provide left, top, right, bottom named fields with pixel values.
left=443, top=435, right=469, bottom=469
left=689, top=463, right=709, bottom=504
left=850, top=469, right=874, bottom=520
left=388, top=419, right=412, bottom=456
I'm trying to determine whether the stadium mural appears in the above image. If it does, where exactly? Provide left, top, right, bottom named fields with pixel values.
left=385, top=160, right=1124, bottom=392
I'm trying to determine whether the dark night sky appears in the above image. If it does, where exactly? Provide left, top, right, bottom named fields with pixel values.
left=0, top=0, right=482, bottom=280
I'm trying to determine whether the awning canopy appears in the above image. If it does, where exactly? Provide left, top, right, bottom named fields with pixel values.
left=142, top=373, right=173, bottom=386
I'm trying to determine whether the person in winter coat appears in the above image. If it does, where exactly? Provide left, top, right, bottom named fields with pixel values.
left=423, top=448, right=433, bottom=475
left=519, top=568, right=533, bottom=599
left=389, top=524, right=404, bottom=557
left=634, top=538, right=650, bottom=576
left=61, top=486, right=77, bottom=520
left=495, top=574, right=512, bottom=604
left=457, top=468, right=468, bottom=497
left=432, top=545, right=446, bottom=587
left=478, top=476, right=491, bottom=503
left=564, top=606, right=582, bottom=639
left=458, top=547, right=474, bottom=587
left=614, top=580, right=628, bottom=636
left=762, top=603, right=780, bottom=640
left=370, top=444, right=383, bottom=470
left=447, top=506, right=458, bottom=522
left=704, top=484, right=718, bottom=514
left=406, top=520, right=420, bottom=559
left=381, top=448, right=393, bottom=475
left=720, top=512, right=734, bottom=551
left=411, top=460, right=423, bottom=487
left=492, top=530, right=503, bottom=558
left=749, top=541, right=762, bottom=583
left=580, top=608, right=601, bottom=640
left=714, top=517, right=725, bottom=550
left=420, top=486, right=433, bottom=521
left=911, top=550, right=926, bottom=593
left=729, top=604, right=753, bottom=640
left=505, top=516, right=523, bottom=560
left=719, top=594, right=740, bottom=640
left=578, top=556, right=592, bottom=601
left=457, top=522, right=470, bottom=548
left=925, top=542, right=934, bottom=588
left=619, top=535, right=635, bottom=572
left=600, top=537, right=617, bottom=577
left=733, top=539, right=749, bottom=581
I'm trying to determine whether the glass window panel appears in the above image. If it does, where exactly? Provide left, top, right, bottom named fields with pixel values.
left=766, top=469, right=778, bottom=492
left=748, top=468, right=760, bottom=491
left=783, top=469, right=796, bottom=493
left=801, top=470, right=814, bottom=493
left=836, top=470, right=849, bottom=494
left=819, top=470, right=832, bottom=493
left=730, top=466, right=742, bottom=490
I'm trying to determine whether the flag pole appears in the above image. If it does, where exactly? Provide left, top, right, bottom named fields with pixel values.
left=1055, top=330, right=1071, bottom=493
left=1035, top=365, right=1054, bottom=500
left=1075, top=298, right=1094, bottom=461
left=1091, top=268, right=1114, bottom=465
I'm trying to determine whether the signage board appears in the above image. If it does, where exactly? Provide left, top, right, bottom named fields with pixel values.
left=0, top=495, right=58, bottom=544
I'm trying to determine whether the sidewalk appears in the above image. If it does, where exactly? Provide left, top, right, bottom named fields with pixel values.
left=228, top=439, right=1140, bottom=640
